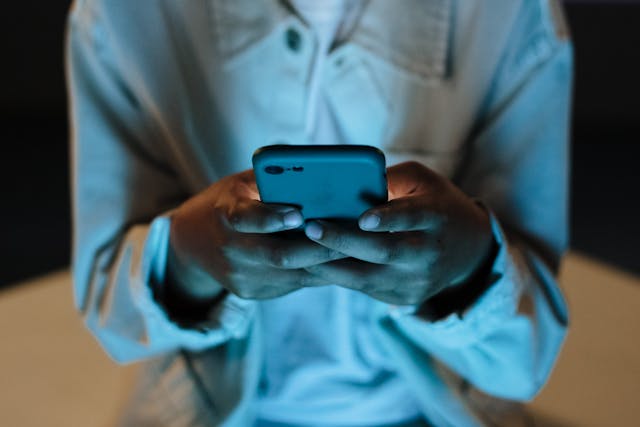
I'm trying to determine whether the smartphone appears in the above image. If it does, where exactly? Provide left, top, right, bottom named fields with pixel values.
left=252, top=144, right=387, bottom=221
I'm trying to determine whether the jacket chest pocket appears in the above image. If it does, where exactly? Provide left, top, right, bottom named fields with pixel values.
left=324, top=0, right=463, bottom=175
left=208, top=0, right=315, bottom=163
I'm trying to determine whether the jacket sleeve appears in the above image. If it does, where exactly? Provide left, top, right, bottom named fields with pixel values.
left=66, top=2, right=255, bottom=364
left=376, top=5, right=572, bottom=402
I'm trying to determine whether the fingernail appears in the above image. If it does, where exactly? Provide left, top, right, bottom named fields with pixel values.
left=274, top=205, right=297, bottom=213
left=305, top=222, right=323, bottom=239
left=283, top=211, right=303, bottom=228
left=359, top=214, right=380, bottom=230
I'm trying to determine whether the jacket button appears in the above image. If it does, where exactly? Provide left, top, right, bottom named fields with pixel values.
left=285, top=27, right=302, bottom=52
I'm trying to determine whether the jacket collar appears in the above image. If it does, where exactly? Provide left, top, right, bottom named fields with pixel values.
left=209, top=0, right=291, bottom=59
left=209, top=0, right=451, bottom=80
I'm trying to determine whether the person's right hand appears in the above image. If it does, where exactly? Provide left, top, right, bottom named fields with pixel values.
left=167, top=169, right=343, bottom=304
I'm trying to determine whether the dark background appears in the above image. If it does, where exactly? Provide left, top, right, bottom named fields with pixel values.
left=0, top=1, right=639, bottom=288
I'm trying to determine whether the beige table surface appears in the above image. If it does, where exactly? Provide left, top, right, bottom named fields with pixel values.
left=1, top=252, right=638, bottom=427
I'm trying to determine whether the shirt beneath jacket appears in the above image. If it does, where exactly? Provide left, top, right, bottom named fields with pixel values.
left=66, top=0, right=572, bottom=426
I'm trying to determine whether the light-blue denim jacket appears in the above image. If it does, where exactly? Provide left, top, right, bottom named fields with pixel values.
left=67, top=0, right=572, bottom=425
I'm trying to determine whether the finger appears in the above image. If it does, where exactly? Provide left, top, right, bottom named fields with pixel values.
left=358, top=289, right=412, bottom=305
left=228, top=199, right=303, bottom=233
left=305, top=259, right=428, bottom=304
left=227, top=233, right=348, bottom=269
left=305, top=258, right=397, bottom=292
left=232, top=282, right=311, bottom=300
left=228, top=169, right=261, bottom=199
left=359, top=196, right=444, bottom=232
left=385, top=161, right=439, bottom=198
left=231, top=284, right=300, bottom=300
left=231, top=267, right=332, bottom=299
left=304, top=220, right=427, bottom=265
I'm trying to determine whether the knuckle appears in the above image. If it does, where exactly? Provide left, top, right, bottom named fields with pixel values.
left=384, top=216, right=404, bottom=232
left=405, top=161, right=424, bottom=174
left=379, top=242, right=402, bottom=264
left=277, top=254, right=293, bottom=269
left=328, top=232, right=349, bottom=251
left=227, top=215, right=241, bottom=230
left=268, top=249, right=283, bottom=268
left=304, top=266, right=319, bottom=278
left=326, top=248, right=343, bottom=262
left=378, top=249, right=396, bottom=264
left=268, top=249, right=292, bottom=269
left=257, top=213, right=276, bottom=230
left=223, top=206, right=243, bottom=229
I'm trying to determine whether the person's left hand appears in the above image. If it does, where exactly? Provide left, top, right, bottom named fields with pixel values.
left=303, top=161, right=494, bottom=306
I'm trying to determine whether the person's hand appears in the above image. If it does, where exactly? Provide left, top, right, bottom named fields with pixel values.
left=303, top=161, right=493, bottom=306
left=167, top=169, right=343, bottom=304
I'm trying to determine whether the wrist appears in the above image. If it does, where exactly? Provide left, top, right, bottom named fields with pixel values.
left=452, top=200, right=495, bottom=286
left=153, top=240, right=226, bottom=328
left=166, top=243, right=224, bottom=302
left=417, top=231, right=499, bottom=322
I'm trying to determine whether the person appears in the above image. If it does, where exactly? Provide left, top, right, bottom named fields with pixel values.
left=66, top=0, right=572, bottom=426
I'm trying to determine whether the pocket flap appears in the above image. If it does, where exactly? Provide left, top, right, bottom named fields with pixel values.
left=351, top=0, right=452, bottom=81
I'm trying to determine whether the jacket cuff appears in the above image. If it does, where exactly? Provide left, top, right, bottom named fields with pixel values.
left=132, top=215, right=256, bottom=352
left=386, top=210, right=522, bottom=348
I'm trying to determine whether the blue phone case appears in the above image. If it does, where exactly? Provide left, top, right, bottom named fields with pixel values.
left=252, top=145, right=388, bottom=221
